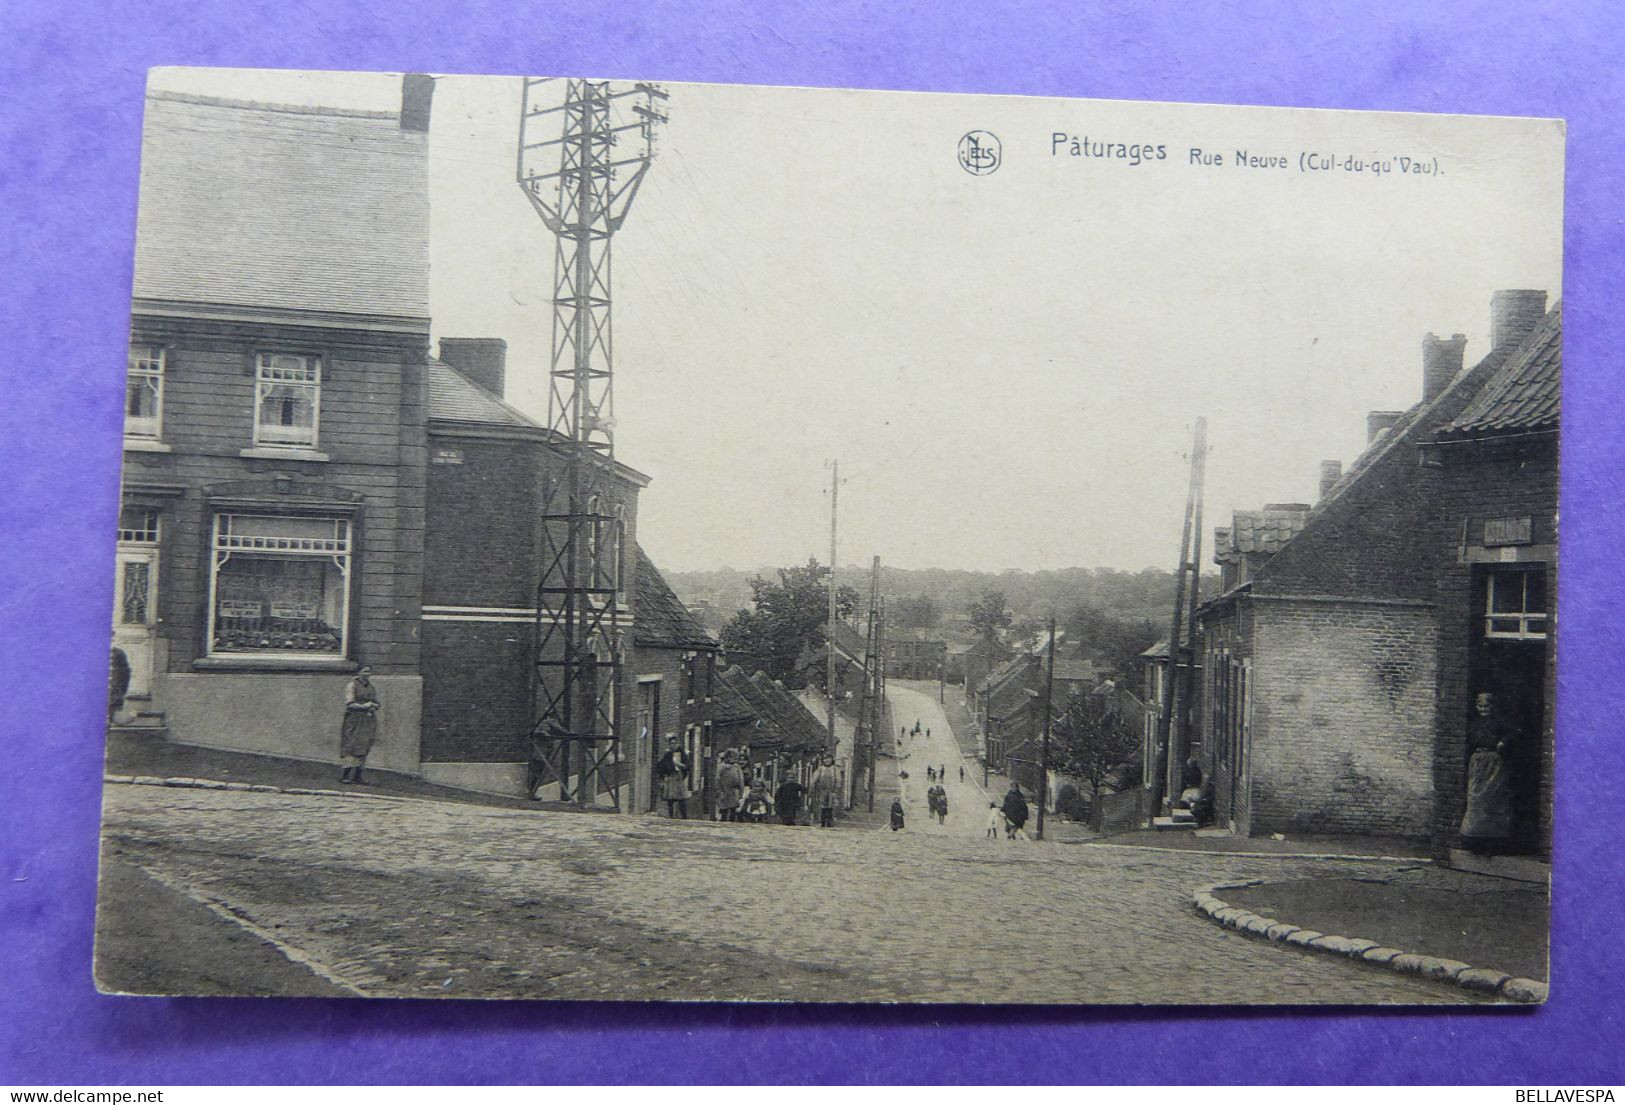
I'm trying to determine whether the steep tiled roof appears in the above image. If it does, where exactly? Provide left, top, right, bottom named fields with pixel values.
left=716, top=667, right=789, bottom=750
left=987, top=656, right=1041, bottom=721
left=634, top=546, right=719, bottom=650
left=751, top=672, right=833, bottom=753
left=427, top=359, right=541, bottom=428
left=1435, top=305, right=1561, bottom=438
left=1052, top=659, right=1096, bottom=684
left=134, top=93, right=429, bottom=321
left=722, top=668, right=831, bottom=754
left=710, top=668, right=757, bottom=725
left=1228, top=508, right=1310, bottom=556
left=828, top=620, right=868, bottom=662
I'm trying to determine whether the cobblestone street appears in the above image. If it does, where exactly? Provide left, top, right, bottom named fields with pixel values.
left=97, top=782, right=1485, bottom=1004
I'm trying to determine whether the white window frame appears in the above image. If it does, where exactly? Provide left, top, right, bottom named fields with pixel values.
left=117, top=506, right=161, bottom=545
left=253, top=352, right=322, bottom=449
left=1484, top=569, right=1548, bottom=641
left=125, top=344, right=165, bottom=440
left=206, top=513, right=352, bottom=659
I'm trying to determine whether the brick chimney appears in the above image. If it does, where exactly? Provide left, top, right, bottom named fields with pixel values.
left=1366, top=410, right=1404, bottom=443
left=438, top=338, right=508, bottom=397
left=1318, top=460, right=1342, bottom=501
left=1421, top=333, right=1467, bottom=403
left=1490, top=289, right=1547, bottom=352
left=400, top=73, right=435, bottom=133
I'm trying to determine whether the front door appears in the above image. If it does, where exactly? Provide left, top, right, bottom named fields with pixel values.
left=113, top=544, right=158, bottom=700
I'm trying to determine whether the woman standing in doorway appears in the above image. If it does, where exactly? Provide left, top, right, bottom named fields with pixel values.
left=339, top=666, right=380, bottom=785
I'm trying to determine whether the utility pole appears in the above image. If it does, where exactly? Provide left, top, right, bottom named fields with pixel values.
left=826, top=460, right=838, bottom=751
left=1036, top=617, right=1056, bottom=840
left=869, top=596, right=883, bottom=813
left=1150, top=417, right=1207, bottom=817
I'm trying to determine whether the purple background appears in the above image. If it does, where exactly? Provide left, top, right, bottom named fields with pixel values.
left=3, top=0, right=1621, bottom=1085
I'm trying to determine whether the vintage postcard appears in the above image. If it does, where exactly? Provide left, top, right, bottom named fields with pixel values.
left=96, top=68, right=1561, bottom=1003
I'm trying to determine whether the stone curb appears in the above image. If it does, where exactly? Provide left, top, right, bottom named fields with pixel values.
left=1192, top=879, right=1548, bottom=1005
left=104, top=774, right=409, bottom=803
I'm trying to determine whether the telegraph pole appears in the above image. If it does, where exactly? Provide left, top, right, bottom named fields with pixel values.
left=826, top=460, right=838, bottom=749
left=1150, top=417, right=1207, bottom=817
left=869, top=597, right=883, bottom=813
left=1036, top=617, right=1056, bottom=841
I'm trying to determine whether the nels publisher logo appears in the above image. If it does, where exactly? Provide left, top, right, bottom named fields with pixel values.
left=958, top=130, right=1001, bottom=176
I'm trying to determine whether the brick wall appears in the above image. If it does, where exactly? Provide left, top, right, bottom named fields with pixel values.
left=1197, top=600, right=1252, bottom=831
left=1425, top=439, right=1557, bottom=858
left=1248, top=597, right=1436, bottom=838
left=123, top=316, right=427, bottom=677
left=421, top=428, right=643, bottom=774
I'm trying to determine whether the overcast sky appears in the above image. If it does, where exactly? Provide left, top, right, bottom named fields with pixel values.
left=150, top=69, right=1564, bottom=574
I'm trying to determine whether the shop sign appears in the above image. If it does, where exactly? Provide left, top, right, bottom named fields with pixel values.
left=1484, top=516, right=1533, bottom=547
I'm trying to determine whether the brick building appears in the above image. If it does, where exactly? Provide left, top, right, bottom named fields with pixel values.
left=1193, top=290, right=1555, bottom=845
left=1420, top=300, right=1559, bottom=866
left=630, top=545, right=721, bottom=814
left=886, top=633, right=947, bottom=680
left=115, top=81, right=435, bottom=772
left=421, top=341, right=717, bottom=813
left=1136, top=635, right=1199, bottom=815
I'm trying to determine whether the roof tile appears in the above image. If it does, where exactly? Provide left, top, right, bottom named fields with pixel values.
left=134, top=93, right=429, bottom=320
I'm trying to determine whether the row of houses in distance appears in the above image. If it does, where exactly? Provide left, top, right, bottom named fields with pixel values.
left=111, top=77, right=844, bottom=817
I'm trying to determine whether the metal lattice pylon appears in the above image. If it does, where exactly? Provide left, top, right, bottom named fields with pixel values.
left=517, top=77, right=668, bottom=807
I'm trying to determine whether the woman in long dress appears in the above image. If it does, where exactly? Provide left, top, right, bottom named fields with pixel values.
left=1460, top=692, right=1515, bottom=854
left=339, top=666, right=380, bottom=785
left=715, top=750, right=745, bottom=822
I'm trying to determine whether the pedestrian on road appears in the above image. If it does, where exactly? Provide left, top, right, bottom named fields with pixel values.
left=926, top=784, right=941, bottom=818
left=959, top=765, right=965, bottom=783
left=986, top=802, right=1002, bottom=839
left=741, top=778, right=772, bottom=823
left=656, top=737, right=691, bottom=819
left=715, top=750, right=745, bottom=822
left=926, top=765, right=935, bottom=783
left=889, top=796, right=906, bottom=831
left=938, top=763, right=944, bottom=780
left=339, top=666, right=381, bottom=785
left=810, top=756, right=840, bottom=827
left=935, top=788, right=949, bottom=825
left=1002, top=783, right=1029, bottom=841
left=775, top=776, right=806, bottom=827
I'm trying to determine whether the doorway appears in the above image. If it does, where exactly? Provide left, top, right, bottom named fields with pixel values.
left=1470, top=566, right=1549, bottom=855
left=113, top=544, right=158, bottom=704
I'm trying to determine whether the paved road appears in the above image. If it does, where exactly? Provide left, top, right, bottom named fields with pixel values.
left=889, top=681, right=994, bottom=839
left=97, top=782, right=1484, bottom=1004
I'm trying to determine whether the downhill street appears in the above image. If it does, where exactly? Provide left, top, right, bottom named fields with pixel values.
left=888, top=681, right=999, bottom=839
left=97, top=781, right=1480, bottom=1004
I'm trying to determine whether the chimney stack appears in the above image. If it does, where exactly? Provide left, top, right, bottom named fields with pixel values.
left=1421, top=332, right=1467, bottom=403
left=1366, top=410, right=1404, bottom=443
left=438, top=338, right=508, bottom=398
left=1318, top=460, right=1342, bottom=501
left=1490, top=289, right=1547, bottom=352
left=400, top=73, right=435, bottom=133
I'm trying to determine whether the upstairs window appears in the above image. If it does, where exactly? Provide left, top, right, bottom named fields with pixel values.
left=126, top=344, right=164, bottom=439
left=254, top=353, right=321, bottom=448
left=118, top=506, right=161, bottom=544
left=1485, top=568, right=1548, bottom=641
